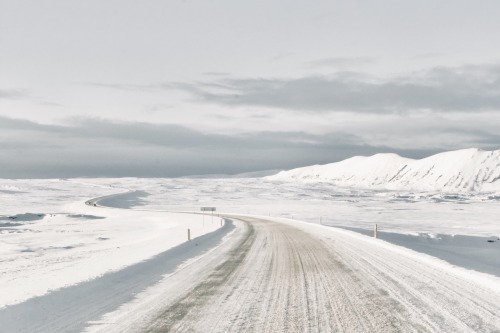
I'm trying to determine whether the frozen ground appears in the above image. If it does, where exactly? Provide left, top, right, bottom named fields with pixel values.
left=2, top=177, right=500, bottom=332
left=89, top=177, right=500, bottom=278
left=79, top=177, right=500, bottom=236
left=0, top=179, right=222, bottom=308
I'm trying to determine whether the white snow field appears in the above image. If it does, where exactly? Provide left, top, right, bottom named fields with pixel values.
left=0, top=179, right=223, bottom=309
left=1, top=165, right=500, bottom=332
left=268, top=148, right=500, bottom=192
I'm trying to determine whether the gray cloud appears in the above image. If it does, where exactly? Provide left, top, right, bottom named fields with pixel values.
left=202, top=72, right=230, bottom=77
left=307, top=57, right=375, bottom=68
left=0, top=88, right=63, bottom=108
left=433, top=126, right=500, bottom=150
left=86, top=82, right=170, bottom=92
left=0, top=89, right=30, bottom=100
left=0, top=116, right=438, bottom=178
left=174, top=63, right=500, bottom=114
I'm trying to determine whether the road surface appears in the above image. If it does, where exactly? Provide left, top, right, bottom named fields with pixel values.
left=2, top=211, right=500, bottom=332
left=106, top=216, right=500, bottom=333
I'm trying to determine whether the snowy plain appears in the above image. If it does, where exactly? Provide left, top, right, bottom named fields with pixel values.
left=0, top=179, right=222, bottom=308
left=77, top=176, right=500, bottom=236
left=89, top=177, right=500, bottom=277
left=1, top=170, right=500, bottom=331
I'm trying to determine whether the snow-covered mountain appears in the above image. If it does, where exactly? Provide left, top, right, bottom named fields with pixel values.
left=267, top=148, right=500, bottom=192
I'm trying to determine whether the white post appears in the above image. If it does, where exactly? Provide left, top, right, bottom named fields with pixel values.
left=320, top=216, right=322, bottom=225
left=188, top=228, right=191, bottom=241
left=374, top=224, right=378, bottom=238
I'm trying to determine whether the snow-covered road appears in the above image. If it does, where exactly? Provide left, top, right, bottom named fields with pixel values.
left=98, top=215, right=500, bottom=333
left=2, top=182, right=500, bottom=332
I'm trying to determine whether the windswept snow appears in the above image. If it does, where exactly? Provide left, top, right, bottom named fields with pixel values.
left=0, top=179, right=223, bottom=308
left=267, top=148, right=500, bottom=192
left=2, top=176, right=500, bottom=332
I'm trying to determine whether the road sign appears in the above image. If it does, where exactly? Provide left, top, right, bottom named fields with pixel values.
left=201, top=207, right=216, bottom=212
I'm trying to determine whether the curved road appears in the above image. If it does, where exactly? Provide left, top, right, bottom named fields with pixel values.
left=2, top=191, right=500, bottom=332
left=102, top=216, right=500, bottom=333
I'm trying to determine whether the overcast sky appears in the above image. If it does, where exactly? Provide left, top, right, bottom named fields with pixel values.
left=2, top=0, right=500, bottom=178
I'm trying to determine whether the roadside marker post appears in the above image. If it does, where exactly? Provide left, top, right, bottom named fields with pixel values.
left=188, top=228, right=191, bottom=241
left=374, top=224, right=378, bottom=238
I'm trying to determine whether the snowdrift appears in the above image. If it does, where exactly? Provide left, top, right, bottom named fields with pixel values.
left=267, top=148, right=500, bottom=192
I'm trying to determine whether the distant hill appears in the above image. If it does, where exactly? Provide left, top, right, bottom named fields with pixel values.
left=266, top=148, right=500, bottom=192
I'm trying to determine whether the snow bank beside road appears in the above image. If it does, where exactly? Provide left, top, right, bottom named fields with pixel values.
left=266, top=215, right=500, bottom=294
left=334, top=226, right=500, bottom=278
left=0, top=199, right=221, bottom=308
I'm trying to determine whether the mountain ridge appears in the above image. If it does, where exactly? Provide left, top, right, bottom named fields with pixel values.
left=266, top=148, right=500, bottom=192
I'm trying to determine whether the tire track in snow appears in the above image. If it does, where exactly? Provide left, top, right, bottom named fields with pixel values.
left=331, top=233, right=500, bottom=332
left=143, top=217, right=429, bottom=332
